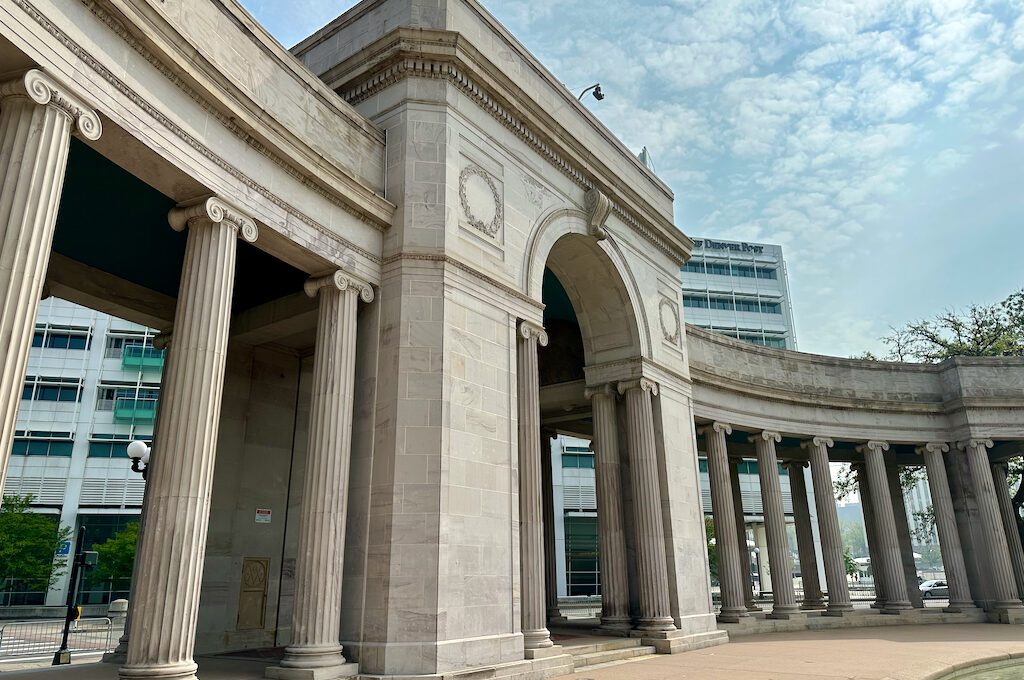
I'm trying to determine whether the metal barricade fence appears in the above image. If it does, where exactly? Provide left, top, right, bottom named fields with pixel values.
left=0, top=617, right=114, bottom=661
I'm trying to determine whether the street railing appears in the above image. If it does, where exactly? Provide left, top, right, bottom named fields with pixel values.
left=0, top=617, right=114, bottom=661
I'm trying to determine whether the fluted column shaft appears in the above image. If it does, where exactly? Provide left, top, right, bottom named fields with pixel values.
left=274, top=272, right=369, bottom=676
left=992, top=462, right=1024, bottom=599
left=540, top=431, right=560, bottom=623
left=786, top=462, right=823, bottom=609
left=803, top=438, right=851, bottom=614
left=109, top=334, right=173, bottom=662
left=960, top=439, right=1022, bottom=610
left=752, top=431, right=798, bottom=617
left=619, top=379, right=675, bottom=631
left=517, top=321, right=552, bottom=650
left=859, top=441, right=911, bottom=611
left=121, top=197, right=256, bottom=680
left=587, top=385, right=630, bottom=629
left=701, top=422, right=747, bottom=622
left=855, top=463, right=888, bottom=608
left=730, top=458, right=758, bottom=611
left=0, top=70, right=101, bottom=501
left=918, top=443, right=974, bottom=611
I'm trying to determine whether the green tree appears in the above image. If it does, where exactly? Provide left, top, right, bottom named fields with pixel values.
left=843, top=546, right=859, bottom=578
left=0, top=495, right=71, bottom=596
left=87, top=522, right=138, bottom=588
left=705, top=516, right=718, bottom=584
left=865, top=289, right=1024, bottom=546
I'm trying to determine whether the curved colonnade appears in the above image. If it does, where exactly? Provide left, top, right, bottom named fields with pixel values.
left=687, top=326, right=1024, bottom=624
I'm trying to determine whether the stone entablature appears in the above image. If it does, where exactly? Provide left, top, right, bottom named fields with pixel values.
left=687, top=324, right=1024, bottom=444
left=293, top=15, right=693, bottom=266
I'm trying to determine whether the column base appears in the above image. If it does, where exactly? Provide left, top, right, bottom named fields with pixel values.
left=265, top=664, right=358, bottom=680
left=103, top=651, right=127, bottom=664
left=598, top=616, right=633, bottom=632
left=523, top=628, right=553, bottom=650
left=766, top=607, right=804, bottom=621
left=800, top=598, right=826, bottom=610
left=716, top=606, right=750, bottom=623
left=822, top=603, right=855, bottom=617
left=119, top=661, right=199, bottom=680
left=881, top=601, right=913, bottom=615
left=987, top=603, right=1024, bottom=624
left=634, top=616, right=676, bottom=632
left=943, top=602, right=982, bottom=614
left=635, top=629, right=730, bottom=654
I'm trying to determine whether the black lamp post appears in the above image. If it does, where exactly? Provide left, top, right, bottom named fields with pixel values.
left=52, top=527, right=97, bottom=665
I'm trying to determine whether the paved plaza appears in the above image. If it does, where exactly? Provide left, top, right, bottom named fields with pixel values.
left=1, top=625, right=1022, bottom=679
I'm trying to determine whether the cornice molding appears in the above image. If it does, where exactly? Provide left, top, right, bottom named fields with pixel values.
left=330, top=34, right=692, bottom=266
left=0, top=69, right=102, bottom=140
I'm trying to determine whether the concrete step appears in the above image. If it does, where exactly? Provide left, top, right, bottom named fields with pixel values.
left=570, top=644, right=657, bottom=668
left=562, top=637, right=641, bottom=657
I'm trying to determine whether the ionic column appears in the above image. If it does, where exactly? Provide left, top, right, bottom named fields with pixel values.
left=618, top=379, right=675, bottom=631
left=699, top=422, right=748, bottom=622
left=801, top=437, right=852, bottom=614
left=540, top=430, right=561, bottom=623
left=751, top=431, right=799, bottom=618
left=917, top=443, right=975, bottom=611
left=120, top=197, right=257, bottom=680
left=0, top=69, right=101, bottom=500
left=885, top=461, right=923, bottom=608
left=857, top=441, right=911, bottom=612
left=268, top=271, right=370, bottom=679
left=785, top=462, right=824, bottom=609
left=854, top=463, right=888, bottom=609
left=958, top=439, right=1023, bottom=611
left=517, top=321, right=553, bottom=651
left=729, top=458, right=759, bottom=611
left=585, top=385, right=630, bottom=630
left=992, top=462, right=1024, bottom=599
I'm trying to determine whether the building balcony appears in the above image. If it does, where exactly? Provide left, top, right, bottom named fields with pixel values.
left=113, top=398, right=158, bottom=422
left=121, top=345, right=165, bottom=371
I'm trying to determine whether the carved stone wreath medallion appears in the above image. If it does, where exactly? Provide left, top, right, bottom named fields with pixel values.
left=459, top=165, right=503, bottom=237
left=659, top=298, right=681, bottom=345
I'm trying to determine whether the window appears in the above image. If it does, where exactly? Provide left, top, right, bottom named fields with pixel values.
left=105, top=334, right=153, bottom=359
left=11, top=430, right=74, bottom=457
left=88, top=434, right=137, bottom=458
left=682, top=295, right=782, bottom=315
left=683, top=261, right=777, bottom=280
left=21, top=376, right=83, bottom=402
left=564, top=515, right=600, bottom=596
left=562, top=453, right=595, bottom=469
left=96, top=384, right=160, bottom=411
left=32, top=325, right=91, bottom=350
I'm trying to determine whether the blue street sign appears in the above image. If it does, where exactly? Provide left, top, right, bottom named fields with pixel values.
left=56, top=540, right=71, bottom=556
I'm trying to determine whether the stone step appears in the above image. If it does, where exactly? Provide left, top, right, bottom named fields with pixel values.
left=562, top=637, right=642, bottom=657
left=570, top=644, right=657, bottom=668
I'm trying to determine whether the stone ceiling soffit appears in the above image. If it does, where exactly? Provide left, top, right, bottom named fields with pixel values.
left=327, top=28, right=694, bottom=265
left=85, top=0, right=395, bottom=229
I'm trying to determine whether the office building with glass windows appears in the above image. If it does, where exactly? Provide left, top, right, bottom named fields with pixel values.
left=1, top=297, right=161, bottom=609
left=682, top=238, right=798, bottom=349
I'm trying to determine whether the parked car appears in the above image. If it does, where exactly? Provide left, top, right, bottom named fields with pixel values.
left=920, top=580, right=949, bottom=598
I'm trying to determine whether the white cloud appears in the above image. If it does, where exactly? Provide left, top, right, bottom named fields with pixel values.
left=925, top=148, right=969, bottom=175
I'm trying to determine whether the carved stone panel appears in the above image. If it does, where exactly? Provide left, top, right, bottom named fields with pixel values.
left=236, top=558, right=269, bottom=630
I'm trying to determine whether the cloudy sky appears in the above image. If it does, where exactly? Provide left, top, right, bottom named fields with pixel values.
left=243, top=0, right=1024, bottom=357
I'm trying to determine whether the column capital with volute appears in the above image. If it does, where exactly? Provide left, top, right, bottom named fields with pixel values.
left=749, top=430, right=781, bottom=444
left=518, top=320, right=548, bottom=346
left=0, top=69, right=102, bottom=140
left=916, top=442, right=950, bottom=456
left=699, top=421, right=732, bottom=437
left=618, top=377, right=658, bottom=396
left=168, top=195, right=258, bottom=243
left=583, top=382, right=616, bottom=400
left=801, top=436, right=834, bottom=450
left=957, top=438, right=994, bottom=451
left=304, top=269, right=374, bottom=302
left=858, top=440, right=890, bottom=454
